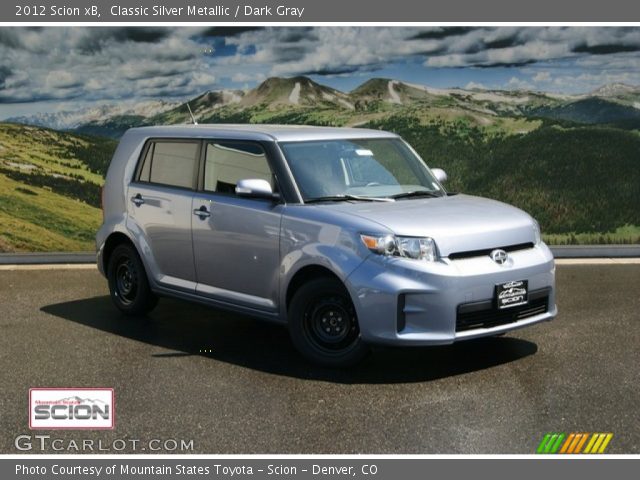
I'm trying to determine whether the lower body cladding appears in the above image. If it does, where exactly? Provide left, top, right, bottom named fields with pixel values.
left=346, top=245, right=557, bottom=345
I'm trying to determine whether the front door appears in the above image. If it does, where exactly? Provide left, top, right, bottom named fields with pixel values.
left=191, top=141, right=282, bottom=312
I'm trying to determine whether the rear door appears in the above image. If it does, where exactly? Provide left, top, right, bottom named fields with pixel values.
left=191, top=140, right=282, bottom=312
left=127, top=139, right=200, bottom=292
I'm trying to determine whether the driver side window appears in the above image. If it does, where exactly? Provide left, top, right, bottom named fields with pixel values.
left=204, top=141, right=276, bottom=195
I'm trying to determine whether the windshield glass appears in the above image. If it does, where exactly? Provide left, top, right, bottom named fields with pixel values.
left=279, top=138, right=444, bottom=201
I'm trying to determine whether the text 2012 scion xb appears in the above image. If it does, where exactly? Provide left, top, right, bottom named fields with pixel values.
left=96, top=125, right=557, bottom=366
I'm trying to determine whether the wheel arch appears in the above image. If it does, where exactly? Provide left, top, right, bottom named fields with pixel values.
left=102, top=231, right=137, bottom=274
left=285, top=264, right=345, bottom=313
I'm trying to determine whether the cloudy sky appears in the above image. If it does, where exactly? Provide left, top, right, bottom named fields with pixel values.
left=1, top=26, right=640, bottom=117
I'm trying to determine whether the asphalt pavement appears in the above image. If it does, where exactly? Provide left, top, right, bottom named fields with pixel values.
left=0, top=264, right=638, bottom=454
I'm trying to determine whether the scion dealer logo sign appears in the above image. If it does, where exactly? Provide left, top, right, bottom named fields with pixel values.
left=29, top=388, right=115, bottom=430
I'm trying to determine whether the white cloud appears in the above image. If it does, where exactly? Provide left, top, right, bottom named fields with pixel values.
left=533, top=71, right=552, bottom=82
left=505, top=77, right=535, bottom=91
left=465, top=81, right=488, bottom=90
left=220, top=27, right=432, bottom=76
left=2, top=27, right=640, bottom=104
left=45, top=71, right=81, bottom=89
left=230, top=72, right=265, bottom=83
left=551, top=71, right=639, bottom=91
left=0, top=27, right=216, bottom=102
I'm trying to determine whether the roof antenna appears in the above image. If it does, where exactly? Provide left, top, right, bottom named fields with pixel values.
left=186, top=103, right=198, bottom=125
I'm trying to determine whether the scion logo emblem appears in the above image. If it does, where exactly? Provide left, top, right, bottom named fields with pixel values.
left=490, top=249, right=508, bottom=265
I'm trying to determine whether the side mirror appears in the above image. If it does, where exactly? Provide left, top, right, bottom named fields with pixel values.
left=235, top=179, right=276, bottom=199
left=431, top=168, right=448, bottom=183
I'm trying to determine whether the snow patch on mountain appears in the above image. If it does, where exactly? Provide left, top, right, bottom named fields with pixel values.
left=402, top=81, right=456, bottom=96
left=388, top=81, right=402, bottom=104
left=338, top=99, right=355, bottom=110
left=288, top=82, right=301, bottom=104
left=471, top=92, right=531, bottom=104
left=592, top=83, right=638, bottom=97
left=222, top=91, right=243, bottom=104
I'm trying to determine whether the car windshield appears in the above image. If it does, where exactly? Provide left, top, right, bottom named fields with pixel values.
left=279, top=138, right=445, bottom=202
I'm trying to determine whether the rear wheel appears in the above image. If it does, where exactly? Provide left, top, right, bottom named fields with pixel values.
left=288, top=277, right=369, bottom=367
left=107, top=243, right=157, bottom=316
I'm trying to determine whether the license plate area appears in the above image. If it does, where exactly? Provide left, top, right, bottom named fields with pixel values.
left=495, top=280, right=528, bottom=309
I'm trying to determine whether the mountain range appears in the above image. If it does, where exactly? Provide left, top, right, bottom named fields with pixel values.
left=8, top=99, right=179, bottom=131
left=8, top=76, right=640, bottom=137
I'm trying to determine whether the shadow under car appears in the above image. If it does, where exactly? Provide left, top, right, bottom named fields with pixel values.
left=41, top=295, right=538, bottom=384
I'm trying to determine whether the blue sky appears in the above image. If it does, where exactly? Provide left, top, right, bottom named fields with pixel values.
left=1, top=27, right=640, bottom=118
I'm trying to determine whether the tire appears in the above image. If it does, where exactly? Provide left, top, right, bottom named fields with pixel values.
left=107, top=243, right=158, bottom=316
left=288, top=277, right=369, bottom=367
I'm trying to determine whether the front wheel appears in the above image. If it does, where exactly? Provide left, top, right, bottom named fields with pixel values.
left=107, top=243, right=158, bottom=316
left=288, top=277, right=369, bottom=367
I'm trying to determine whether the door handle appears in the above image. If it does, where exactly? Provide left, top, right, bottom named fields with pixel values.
left=193, top=206, right=210, bottom=219
left=131, top=194, right=145, bottom=206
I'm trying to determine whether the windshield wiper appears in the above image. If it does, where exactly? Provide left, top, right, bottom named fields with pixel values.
left=305, top=194, right=395, bottom=204
left=390, top=190, right=443, bottom=200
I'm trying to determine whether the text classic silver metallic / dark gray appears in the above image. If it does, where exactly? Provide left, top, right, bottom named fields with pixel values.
left=96, top=125, right=557, bottom=366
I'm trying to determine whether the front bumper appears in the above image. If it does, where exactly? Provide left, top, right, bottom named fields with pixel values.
left=345, top=243, right=557, bottom=346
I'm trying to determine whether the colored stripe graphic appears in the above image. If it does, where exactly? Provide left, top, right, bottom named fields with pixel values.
left=550, top=433, right=565, bottom=453
left=584, top=433, right=614, bottom=454
left=559, top=433, right=575, bottom=454
left=537, top=433, right=613, bottom=454
left=598, top=433, right=614, bottom=453
left=574, top=433, right=589, bottom=453
left=583, top=434, right=598, bottom=453
left=536, top=433, right=566, bottom=454
left=567, top=433, right=583, bottom=453
left=536, top=434, right=552, bottom=454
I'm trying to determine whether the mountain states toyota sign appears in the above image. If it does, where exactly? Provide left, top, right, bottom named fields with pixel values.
left=29, top=388, right=115, bottom=430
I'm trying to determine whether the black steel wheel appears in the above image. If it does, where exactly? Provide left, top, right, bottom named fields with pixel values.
left=289, top=277, right=369, bottom=367
left=114, top=257, right=138, bottom=305
left=107, top=243, right=157, bottom=316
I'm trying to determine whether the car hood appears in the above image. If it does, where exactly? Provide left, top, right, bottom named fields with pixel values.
left=330, top=194, right=536, bottom=257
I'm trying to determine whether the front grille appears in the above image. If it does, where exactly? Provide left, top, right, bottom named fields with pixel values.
left=456, top=290, right=549, bottom=332
left=449, top=242, right=534, bottom=261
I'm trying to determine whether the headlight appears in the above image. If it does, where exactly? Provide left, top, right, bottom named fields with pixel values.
left=361, top=234, right=438, bottom=261
left=532, top=220, right=541, bottom=245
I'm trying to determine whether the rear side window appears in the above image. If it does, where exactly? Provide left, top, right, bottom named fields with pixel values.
left=204, top=142, right=275, bottom=195
left=137, top=141, right=199, bottom=189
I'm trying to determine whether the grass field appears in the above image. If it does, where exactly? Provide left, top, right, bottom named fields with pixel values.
left=0, top=123, right=111, bottom=252
left=543, top=225, right=640, bottom=245
left=0, top=173, right=101, bottom=251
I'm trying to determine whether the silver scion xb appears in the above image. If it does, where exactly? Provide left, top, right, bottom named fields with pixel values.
left=97, top=125, right=557, bottom=366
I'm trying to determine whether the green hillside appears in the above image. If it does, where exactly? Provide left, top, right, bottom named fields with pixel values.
left=532, top=98, right=640, bottom=125
left=0, top=124, right=116, bottom=251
